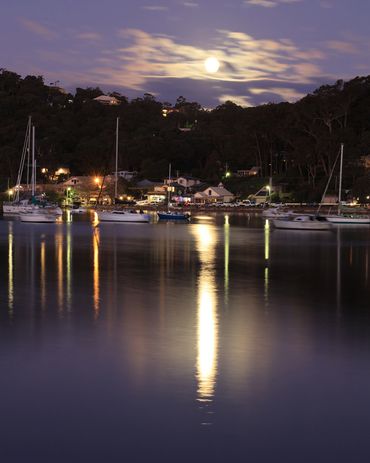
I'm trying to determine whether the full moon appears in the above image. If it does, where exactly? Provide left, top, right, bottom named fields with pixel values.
left=204, top=57, right=220, bottom=74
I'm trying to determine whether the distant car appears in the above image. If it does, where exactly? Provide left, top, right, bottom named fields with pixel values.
left=136, top=200, right=150, bottom=206
left=241, top=200, right=253, bottom=207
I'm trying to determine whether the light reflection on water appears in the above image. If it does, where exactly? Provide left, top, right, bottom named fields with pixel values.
left=40, top=239, right=46, bottom=310
left=264, top=219, right=270, bottom=309
left=192, top=224, right=219, bottom=413
left=56, top=230, right=64, bottom=315
left=7, top=222, right=13, bottom=317
left=2, top=214, right=370, bottom=461
left=93, top=226, right=100, bottom=318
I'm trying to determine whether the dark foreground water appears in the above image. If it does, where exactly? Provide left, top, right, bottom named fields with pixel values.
left=1, top=212, right=370, bottom=462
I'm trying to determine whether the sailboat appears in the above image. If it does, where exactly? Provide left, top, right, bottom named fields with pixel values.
left=326, top=144, right=370, bottom=224
left=157, top=164, right=190, bottom=221
left=3, top=117, right=34, bottom=214
left=20, top=126, right=57, bottom=223
left=97, top=118, right=150, bottom=224
left=4, top=117, right=62, bottom=217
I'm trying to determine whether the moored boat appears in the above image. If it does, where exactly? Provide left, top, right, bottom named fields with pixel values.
left=157, top=164, right=190, bottom=221
left=272, top=214, right=332, bottom=231
left=20, top=209, right=57, bottom=223
left=326, top=214, right=370, bottom=224
left=97, top=210, right=150, bottom=223
left=157, top=211, right=190, bottom=221
left=321, top=144, right=370, bottom=225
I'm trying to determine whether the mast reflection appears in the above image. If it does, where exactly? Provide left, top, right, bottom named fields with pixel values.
left=193, top=224, right=218, bottom=407
left=224, top=215, right=229, bottom=302
left=40, top=240, right=46, bottom=310
left=264, top=219, right=270, bottom=308
left=93, top=227, right=100, bottom=318
left=8, top=222, right=14, bottom=317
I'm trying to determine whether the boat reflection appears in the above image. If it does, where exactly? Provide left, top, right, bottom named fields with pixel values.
left=224, top=214, right=229, bottom=302
left=192, top=224, right=219, bottom=414
left=8, top=222, right=14, bottom=317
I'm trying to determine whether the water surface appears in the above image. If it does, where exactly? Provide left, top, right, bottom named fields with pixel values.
left=1, top=213, right=370, bottom=462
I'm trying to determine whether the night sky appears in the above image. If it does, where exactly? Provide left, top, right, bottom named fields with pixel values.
left=2, top=0, right=369, bottom=107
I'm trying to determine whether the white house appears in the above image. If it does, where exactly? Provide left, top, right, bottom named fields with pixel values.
left=194, top=185, right=235, bottom=204
left=93, top=95, right=120, bottom=106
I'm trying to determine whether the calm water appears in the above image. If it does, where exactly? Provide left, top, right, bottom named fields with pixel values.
left=1, top=212, right=370, bottom=462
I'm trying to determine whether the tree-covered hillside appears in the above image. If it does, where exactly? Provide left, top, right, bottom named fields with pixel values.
left=1, top=68, right=370, bottom=200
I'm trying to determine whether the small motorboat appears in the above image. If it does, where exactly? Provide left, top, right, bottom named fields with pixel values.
left=157, top=211, right=190, bottom=221
left=97, top=210, right=150, bottom=223
left=272, top=214, right=332, bottom=231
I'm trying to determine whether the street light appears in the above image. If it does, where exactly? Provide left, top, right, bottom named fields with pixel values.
left=265, top=185, right=271, bottom=204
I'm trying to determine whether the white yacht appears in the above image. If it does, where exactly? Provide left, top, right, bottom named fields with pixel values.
left=20, top=209, right=57, bottom=223
left=97, top=210, right=150, bottom=223
left=272, top=214, right=332, bottom=231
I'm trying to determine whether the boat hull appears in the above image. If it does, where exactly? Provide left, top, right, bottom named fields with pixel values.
left=157, top=212, right=190, bottom=221
left=20, top=213, right=57, bottom=223
left=97, top=211, right=150, bottom=223
left=272, top=216, right=332, bottom=230
left=4, top=203, right=62, bottom=216
left=326, top=216, right=370, bottom=224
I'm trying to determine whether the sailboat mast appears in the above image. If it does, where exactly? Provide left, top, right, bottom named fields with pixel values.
left=168, top=163, right=171, bottom=208
left=25, top=116, right=31, bottom=193
left=338, top=143, right=344, bottom=214
left=31, top=126, right=35, bottom=196
left=115, top=117, right=119, bottom=201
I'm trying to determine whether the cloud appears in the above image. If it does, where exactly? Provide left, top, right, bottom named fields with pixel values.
left=74, top=28, right=330, bottom=107
left=249, top=86, right=305, bottom=101
left=325, top=40, right=358, bottom=55
left=182, top=2, right=199, bottom=7
left=141, top=5, right=169, bottom=11
left=21, top=25, right=335, bottom=106
left=244, top=0, right=301, bottom=7
left=218, top=94, right=253, bottom=106
left=19, top=18, right=57, bottom=40
left=76, top=32, right=102, bottom=41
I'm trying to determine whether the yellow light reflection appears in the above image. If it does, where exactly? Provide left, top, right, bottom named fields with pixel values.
left=65, top=209, right=72, bottom=223
left=93, top=227, right=100, bottom=318
left=40, top=241, right=46, bottom=310
left=192, top=224, right=218, bottom=405
left=92, top=211, right=99, bottom=226
left=66, top=225, right=72, bottom=311
left=56, top=232, right=64, bottom=315
left=264, top=219, right=270, bottom=262
left=8, top=222, right=14, bottom=317
left=197, top=287, right=217, bottom=400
